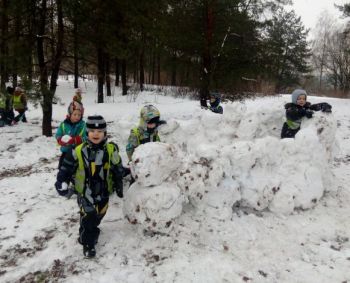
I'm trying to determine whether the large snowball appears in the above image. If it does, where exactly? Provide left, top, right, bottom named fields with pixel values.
left=123, top=182, right=186, bottom=232
left=131, top=142, right=182, bottom=186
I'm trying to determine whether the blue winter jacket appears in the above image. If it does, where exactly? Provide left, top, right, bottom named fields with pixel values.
left=55, top=118, right=87, bottom=153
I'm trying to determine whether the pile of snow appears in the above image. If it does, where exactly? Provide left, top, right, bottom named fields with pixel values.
left=124, top=143, right=186, bottom=232
left=123, top=103, right=337, bottom=231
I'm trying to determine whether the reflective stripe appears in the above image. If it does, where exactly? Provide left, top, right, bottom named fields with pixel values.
left=286, top=119, right=301, bottom=130
left=13, top=94, right=23, bottom=109
left=0, top=96, right=6, bottom=108
left=132, top=127, right=141, bottom=145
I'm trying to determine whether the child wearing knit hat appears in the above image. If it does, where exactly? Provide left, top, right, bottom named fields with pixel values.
left=281, top=89, right=332, bottom=138
left=55, top=101, right=86, bottom=167
left=73, top=88, right=83, bottom=103
left=55, top=115, right=126, bottom=258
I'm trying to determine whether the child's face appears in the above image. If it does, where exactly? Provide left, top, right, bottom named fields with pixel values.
left=147, top=122, right=157, bottom=129
left=70, top=110, right=82, bottom=123
left=88, top=129, right=105, bottom=144
left=296, top=95, right=306, bottom=106
left=210, top=97, right=216, bottom=103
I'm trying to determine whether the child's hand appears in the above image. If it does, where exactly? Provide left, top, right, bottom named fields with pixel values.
left=321, top=103, right=332, bottom=113
left=305, top=110, right=313, bottom=118
left=71, top=136, right=82, bottom=145
left=55, top=181, right=69, bottom=196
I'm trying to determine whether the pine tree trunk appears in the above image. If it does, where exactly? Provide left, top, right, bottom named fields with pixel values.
left=0, top=0, right=9, bottom=89
left=151, top=49, right=155, bottom=85
left=122, top=59, right=127, bottom=96
left=97, top=47, right=104, bottom=103
left=73, top=17, right=79, bottom=89
left=105, top=53, right=111, bottom=96
left=44, top=0, right=64, bottom=137
left=140, top=49, right=145, bottom=91
left=171, top=52, right=177, bottom=86
left=157, top=51, right=161, bottom=85
left=115, top=58, right=119, bottom=86
left=37, top=0, right=50, bottom=136
left=200, top=0, right=215, bottom=108
left=12, top=15, right=20, bottom=87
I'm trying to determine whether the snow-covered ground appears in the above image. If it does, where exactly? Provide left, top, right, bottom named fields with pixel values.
left=0, top=78, right=349, bottom=283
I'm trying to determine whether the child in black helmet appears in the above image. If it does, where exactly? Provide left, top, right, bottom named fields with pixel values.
left=55, top=115, right=125, bottom=258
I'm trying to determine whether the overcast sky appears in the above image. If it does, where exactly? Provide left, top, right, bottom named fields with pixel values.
left=290, top=0, right=348, bottom=30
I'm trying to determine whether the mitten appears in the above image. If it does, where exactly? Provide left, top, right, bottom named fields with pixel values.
left=321, top=103, right=332, bottom=113
left=157, top=120, right=167, bottom=126
left=72, top=135, right=82, bottom=145
left=123, top=166, right=131, bottom=177
left=114, top=179, right=123, bottom=198
left=305, top=110, right=313, bottom=118
left=55, top=181, right=69, bottom=196
left=298, top=108, right=307, bottom=116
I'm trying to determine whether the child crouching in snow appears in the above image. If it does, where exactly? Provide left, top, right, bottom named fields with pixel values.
left=55, top=115, right=125, bottom=258
left=281, top=89, right=332, bottom=139
left=56, top=101, right=86, bottom=167
left=126, top=104, right=166, bottom=161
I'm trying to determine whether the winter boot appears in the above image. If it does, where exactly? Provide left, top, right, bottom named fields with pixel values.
left=83, top=245, right=96, bottom=258
left=95, top=228, right=100, bottom=245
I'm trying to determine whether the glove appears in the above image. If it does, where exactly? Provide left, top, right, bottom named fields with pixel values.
left=123, top=166, right=131, bottom=177
left=157, top=120, right=167, bottom=126
left=114, top=179, right=123, bottom=198
left=55, top=181, right=69, bottom=196
left=72, top=135, right=82, bottom=145
left=321, top=103, right=332, bottom=113
left=305, top=110, right=313, bottom=118
left=298, top=108, right=307, bottom=116
left=116, top=187, right=123, bottom=198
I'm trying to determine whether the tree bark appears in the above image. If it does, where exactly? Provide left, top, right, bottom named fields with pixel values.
left=171, top=52, right=177, bottom=86
left=115, top=58, right=119, bottom=86
left=140, top=48, right=145, bottom=91
left=105, top=52, right=111, bottom=96
left=157, top=51, right=161, bottom=85
left=45, top=0, right=64, bottom=137
left=199, top=0, right=215, bottom=108
left=37, top=0, right=50, bottom=136
left=97, top=47, right=104, bottom=103
left=0, top=0, right=9, bottom=89
left=121, top=59, right=127, bottom=95
left=73, top=15, right=79, bottom=88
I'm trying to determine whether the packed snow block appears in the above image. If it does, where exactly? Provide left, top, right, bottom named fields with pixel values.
left=131, top=142, right=182, bottom=187
left=123, top=182, right=185, bottom=232
left=177, top=161, right=209, bottom=208
left=201, top=177, right=241, bottom=220
left=225, top=132, right=332, bottom=214
left=300, top=112, right=337, bottom=161
left=235, top=106, right=284, bottom=140
left=158, top=119, right=180, bottom=135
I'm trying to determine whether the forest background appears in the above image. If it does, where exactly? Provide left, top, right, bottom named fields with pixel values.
left=1, top=0, right=350, bottom=136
